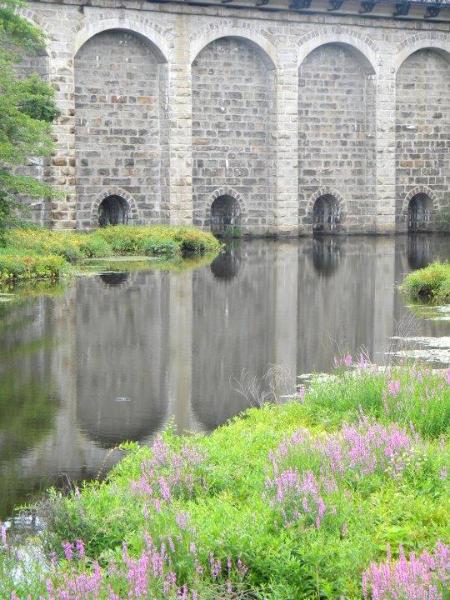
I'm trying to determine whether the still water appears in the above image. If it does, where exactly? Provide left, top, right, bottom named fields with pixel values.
left=1, top=235, right=449, bottom=520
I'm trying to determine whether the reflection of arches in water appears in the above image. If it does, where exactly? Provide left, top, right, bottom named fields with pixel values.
left=210, top=245, right=241, bottom=280
left=98, top=195, right=129, bottom=227
left=408, top=194, right=432, bottom=232
left=76, top=273, right=169, bottom=448
left=210, top=195, right=241, bottom=236
left=99, top=272, right=130, bottom=287
left=312, top=237, right=342, bottom=276
left=77, top=376, right=167, bottom=449
left=313, top=195, right=341, bottom=234
left=407, top=234, right=433, bottom=270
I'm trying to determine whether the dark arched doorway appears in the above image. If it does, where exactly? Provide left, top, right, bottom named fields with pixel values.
left=210, top=195, right=241, bottom=236
left=408, top=193, right=432, bottom=232
left=98, top=195, right=129, bottom=227
left=313, top=194, right=341, bottom=234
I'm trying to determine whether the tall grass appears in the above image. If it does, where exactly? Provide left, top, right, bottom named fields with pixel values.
left=0, top=226, right=221, bottom=284
left=2, top=365, right=448, bottom=599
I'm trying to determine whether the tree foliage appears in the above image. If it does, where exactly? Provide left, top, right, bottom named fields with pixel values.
left=0, top=0, right=58, bottom=242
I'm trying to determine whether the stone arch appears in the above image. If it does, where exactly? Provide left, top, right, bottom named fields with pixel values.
left=394, top=34, right=450, bottom=72
left=297, top=30, right=379, bottom=74
left=190, top=26, right=278, bottom=71
left=298, top=39, right=376, bottom=233
left=91, top=188, right=140, bottom=228
left=401, top=187, right=437, bottom=232
left=192, top=36, right=276, bottom=234
left=402, top=186, right=438, bottom=217
left=395, top=45, right=450, bottom=231
left=207, top=187, right=246, bottom=234
left=306, top=188, right=346, bottom=233
left=74, top=17, right=170, bottom=63
left=75, top=28, right=169, bottom=228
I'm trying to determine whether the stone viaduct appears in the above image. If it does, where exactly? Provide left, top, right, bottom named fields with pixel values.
left=19, top=0, right=450, bottom=235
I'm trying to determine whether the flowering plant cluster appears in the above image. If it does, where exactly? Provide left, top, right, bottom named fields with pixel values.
left=131, top=436, right=205, bottom=512
left=265, top=418, right=416, bottom=528
left=362, top=542, right=450, bottom=600
left=41, top=533, right=249, bottom=600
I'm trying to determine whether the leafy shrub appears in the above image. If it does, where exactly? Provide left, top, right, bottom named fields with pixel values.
left=0, top=225, right=220, bottom=285
left=0, top=251, right=66, bottom=282
left=403, top=261, right=450, bottom=303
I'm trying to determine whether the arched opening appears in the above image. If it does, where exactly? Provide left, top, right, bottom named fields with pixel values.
left=192, top=36, right=276, bottom=232
left=396, top=48, right=449, bottom=229
left=210, top=195, right=241, bottom=236
left=298, top=43, right=376, bottom=232
left=74, top=29, right=169, bottom=228
left=408, top=194, right=432, bottom=232
left=313, top=195, right=341, bottom=234
left=98, top=195, right=129, bottom=227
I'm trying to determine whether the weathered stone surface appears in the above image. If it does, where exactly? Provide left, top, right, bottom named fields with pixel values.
left=17, top=0, right=450, bottom=234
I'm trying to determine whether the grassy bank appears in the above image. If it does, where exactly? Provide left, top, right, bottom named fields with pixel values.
left=1, top=364, right=449, bottom=599
left=402, top=261, right=450, bottom=303
left=0, top=226, right=221, bottom=284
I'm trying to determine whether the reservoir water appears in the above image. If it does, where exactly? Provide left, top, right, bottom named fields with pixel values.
left=1, top=234, right=449, bottom=521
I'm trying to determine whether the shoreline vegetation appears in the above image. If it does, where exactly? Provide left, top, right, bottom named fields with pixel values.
left=402, top=261, right=450, bottom=303
left=0, top=226, right=222, bottom=286
left=1, top=362, right=449, bottom=598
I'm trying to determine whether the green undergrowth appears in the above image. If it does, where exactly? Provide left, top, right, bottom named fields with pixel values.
left=402, top=261, right=450, bottom=303
left=0, top=225, right=221, bottom=286
left=3, top=366, right=448, bottom=598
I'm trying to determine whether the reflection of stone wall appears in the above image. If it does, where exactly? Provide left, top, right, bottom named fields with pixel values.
left=192, top=38, right=276, bottom=234
left=75, top=272, right=170, bottom=446
left=74, top=31, right=169, bottom=228
left=396, top=49, right=450, bottom=231
left=298, top=44, right=376, bottom=232
left=192, top=244, right=277, bottom=428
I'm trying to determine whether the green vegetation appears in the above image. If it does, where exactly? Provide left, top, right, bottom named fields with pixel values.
left=1, top=365, right=448, bottom=598
left=0, top=225, right=221, bottom=284
left=402, top=261, right=450, bottom=303
left=0, top=0, right=59, bottom=240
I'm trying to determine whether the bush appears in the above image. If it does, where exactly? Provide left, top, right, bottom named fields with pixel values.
left=402, top=261, right=450, bottom=303
left=0, top=225, right=221, bottom=285
left=0, top=251, right=66, bottom=282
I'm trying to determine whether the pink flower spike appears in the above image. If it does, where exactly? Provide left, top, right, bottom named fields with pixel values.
left=387, top=380, right=401, bottom=398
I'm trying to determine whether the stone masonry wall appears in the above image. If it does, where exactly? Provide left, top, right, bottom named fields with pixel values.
left=74, top=30, right=169, bottom=228
left=19, top=0, right=450, bottom=234
left=298, top=44, right=376, bottom=232
left=396, top=48, right=450, bottom=231
left=192, top=37, right=276, bottom=234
